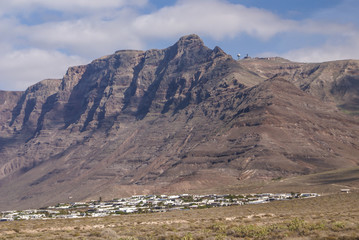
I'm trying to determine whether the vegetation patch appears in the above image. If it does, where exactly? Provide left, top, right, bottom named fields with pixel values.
left=0, top=193, right=358, bottom=239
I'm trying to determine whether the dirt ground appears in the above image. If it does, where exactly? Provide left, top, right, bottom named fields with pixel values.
left=1, top=192, right=358, bottom=239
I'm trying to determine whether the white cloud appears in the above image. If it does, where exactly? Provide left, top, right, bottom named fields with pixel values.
left=24, top=13, right=145, bottom=57
left=0, top=0, right=358, bottom=90
left=0, top=0, right=148, bottom=15
left=283, top=33, right=359, bottom=63
left=133, top=0, right=294, bottom=40
left=0, top=0, right=148, bottom=91
left=0, top=49, right=85, bottom=91
left=17, top=0, right=296, bottom=58
left=295, top=19, right=356, bottom=37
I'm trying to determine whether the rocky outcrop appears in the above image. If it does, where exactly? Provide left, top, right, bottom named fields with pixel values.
left=240, top=58, right=359, bottom=114
left=0, top=35, right=359, bottom=210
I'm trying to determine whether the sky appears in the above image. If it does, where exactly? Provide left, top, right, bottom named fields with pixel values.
left=0, top=0, right=358, bottom=91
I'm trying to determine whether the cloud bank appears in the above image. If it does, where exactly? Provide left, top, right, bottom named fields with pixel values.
left=0, top=0, right=358, bottom=90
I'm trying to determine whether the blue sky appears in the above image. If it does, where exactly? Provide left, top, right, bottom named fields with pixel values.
left=0, top=0, right=358, bottom=91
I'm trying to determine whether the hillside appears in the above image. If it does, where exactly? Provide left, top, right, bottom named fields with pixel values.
left=1, top=192, right=359, bottom=239
left=0, top=34, right=359, bottom=210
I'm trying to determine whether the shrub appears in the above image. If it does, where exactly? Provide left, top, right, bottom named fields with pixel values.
left=230, top=224, right=270, bottom=238
left=181, top=232, right=194, bottom=240
left=287, top=218, right=306, bottom=232
left=209, top=223, right=226, bottom=233
left=330, top=221, right=346, bottom=232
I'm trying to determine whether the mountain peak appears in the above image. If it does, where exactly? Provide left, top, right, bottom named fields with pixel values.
left=178, top=34, right=202, bottom=41
left=175, top=34, right=205, bottom=48
left=1, top=35, right=359, bottom=210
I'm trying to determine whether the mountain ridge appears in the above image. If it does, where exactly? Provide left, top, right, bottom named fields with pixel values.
left=0, top=34, right=359, bottom=210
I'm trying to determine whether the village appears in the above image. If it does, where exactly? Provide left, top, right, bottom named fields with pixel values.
left=0, top=192, right=319, bottom=221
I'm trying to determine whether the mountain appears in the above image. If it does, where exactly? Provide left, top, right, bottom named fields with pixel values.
left=0, top=34, right=359, bottom=210
left=240, top=57, right=359, bottom=114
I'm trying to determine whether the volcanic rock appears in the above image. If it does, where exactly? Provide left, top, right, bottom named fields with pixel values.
left=0, top=34, right=359, bottom=210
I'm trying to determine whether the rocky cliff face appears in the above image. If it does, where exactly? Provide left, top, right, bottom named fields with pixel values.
left=0, top=34, right=359, bottom=210
left=240, top=57, right=359, bottom=113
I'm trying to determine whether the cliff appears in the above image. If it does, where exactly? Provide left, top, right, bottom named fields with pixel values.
left=0, top=34, right=359, bottom=210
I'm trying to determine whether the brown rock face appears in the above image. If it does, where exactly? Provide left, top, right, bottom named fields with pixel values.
left=240, top=57, right=359, bottom=113
left=0, top=34, right=359, bottom=210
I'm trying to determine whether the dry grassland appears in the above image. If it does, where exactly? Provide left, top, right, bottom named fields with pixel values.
left=0, top=192, right=358, bottom=239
